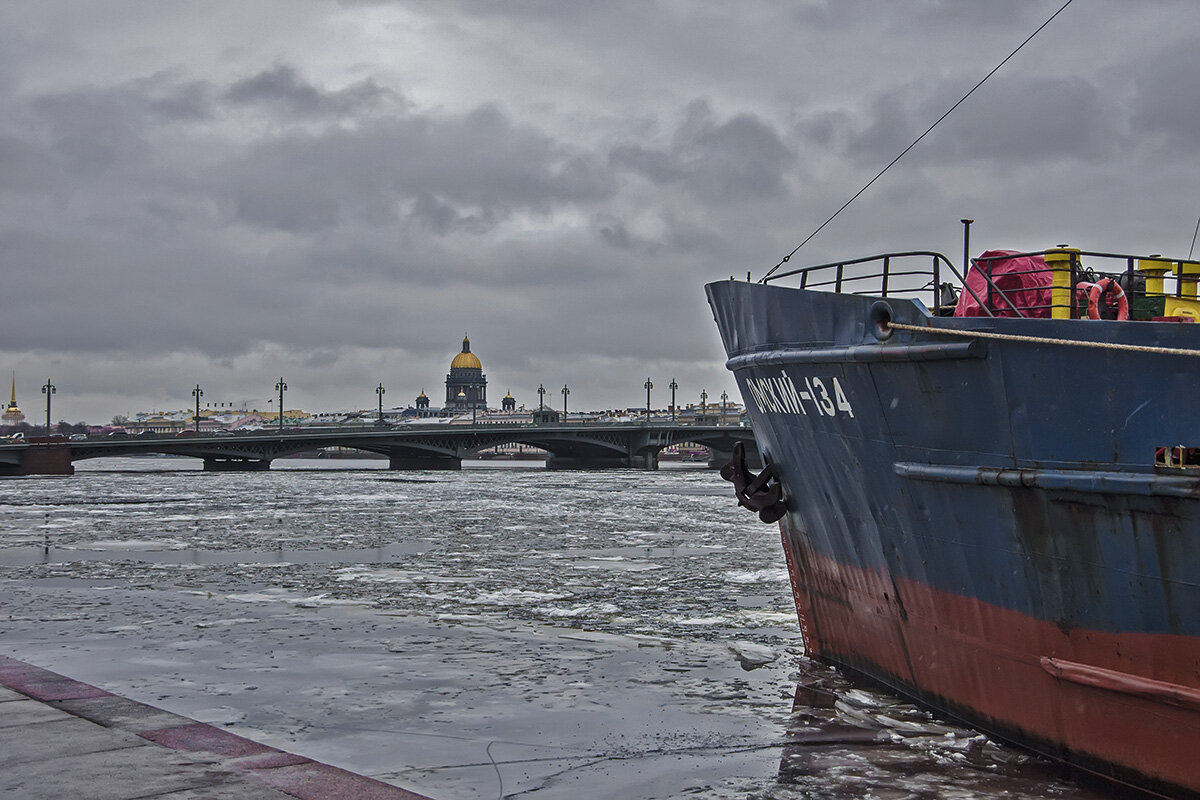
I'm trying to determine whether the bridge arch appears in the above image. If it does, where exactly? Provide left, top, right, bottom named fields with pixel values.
left=2, top=424, right=758, bottom=474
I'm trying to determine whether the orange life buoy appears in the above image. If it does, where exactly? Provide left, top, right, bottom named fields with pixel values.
left=1085, top=277, right=1129, bottom=320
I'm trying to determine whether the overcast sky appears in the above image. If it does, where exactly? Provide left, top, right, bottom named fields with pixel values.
left=2, top=0, right=1198, bottom=422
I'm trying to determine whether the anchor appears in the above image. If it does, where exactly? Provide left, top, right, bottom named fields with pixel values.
left=720, top=441, right=787, bottom=523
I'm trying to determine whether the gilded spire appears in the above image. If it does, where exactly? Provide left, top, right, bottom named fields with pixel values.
left=3, top=371, right=22, bottom=420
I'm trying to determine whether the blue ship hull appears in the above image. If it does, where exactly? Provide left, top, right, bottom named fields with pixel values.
left=707, top=276, right=1200, bottom=797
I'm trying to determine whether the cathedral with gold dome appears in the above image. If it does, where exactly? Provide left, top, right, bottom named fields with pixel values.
left=444, top=335, right=487, bottom=411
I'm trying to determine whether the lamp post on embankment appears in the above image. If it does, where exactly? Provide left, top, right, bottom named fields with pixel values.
left=41, top=379, right=55, bottom=434
left=275, top=378, right=287, bottom=433
left=644, top=378, right=653, bottom=422
left=375, top=383, right=385, bottom=425
left=192, top=384, right=203, bottom=433
left=669, top=378, right=678, bottom=422
left=721, top=390, right=729, bottom=424
left=561, top=384, right=570, bottom=420
left=700, top=389, right=708, bottom=422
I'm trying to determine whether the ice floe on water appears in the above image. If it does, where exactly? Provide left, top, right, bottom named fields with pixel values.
left=725, top=567, right=790, bottom=583
left=193, top=617, right=259, bottom=628
left=539, top=601, right=621, bottom=618
left=293, top=594, right=373, bottom=608
left=468, top=588, right=569, bottom=605
left=224, top=592, right=287, bottom=603
left=64, top=538, right=188, bottom=551
left=728, top=640, right=777, bottom=668
left=334, top=567, right=417, bottom=583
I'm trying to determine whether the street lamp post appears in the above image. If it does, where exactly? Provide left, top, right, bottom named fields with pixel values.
left=644, top=378, right=653, bottom=422
left=669, top=379, right=678, bottom=422
left=700, top=389, right=708, bottom=422
left=41, top=379, right=55, bottom=434
left=192, top=384, right=204, bottom=433
left=561, top=384, right=570, bottom=420
left=375, top=383, right=385, bottom=425
left=537, top=384, right=546, bottom=411
left=275, top=378, right=287, bottom=433
left=721, top=390, right=729, bottom=424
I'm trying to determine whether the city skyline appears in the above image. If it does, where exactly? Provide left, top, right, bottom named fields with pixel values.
left=2, top=335, right=732, bottom=424
left=2, top=2, right=1199, bottom=422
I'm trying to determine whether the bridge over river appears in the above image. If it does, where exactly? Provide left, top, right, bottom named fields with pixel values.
left=0, top=422, right=759, bottom=476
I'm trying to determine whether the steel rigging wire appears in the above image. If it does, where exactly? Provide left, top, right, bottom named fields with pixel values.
left=761, top=0, right=1077, bottom=282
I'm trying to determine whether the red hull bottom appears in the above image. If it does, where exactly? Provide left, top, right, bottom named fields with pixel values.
left=780, top=530, right=1200, bottom=797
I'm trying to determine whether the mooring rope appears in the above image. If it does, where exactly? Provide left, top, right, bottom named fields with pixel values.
left=884, top=320, right=1200, bottom=357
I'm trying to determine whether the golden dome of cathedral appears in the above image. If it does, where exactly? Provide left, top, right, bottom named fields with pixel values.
left=450, top=335, right=482, bottom=370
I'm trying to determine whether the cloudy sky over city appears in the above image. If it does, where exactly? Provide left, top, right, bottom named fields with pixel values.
left=2, top=0, right=1198, bottom=422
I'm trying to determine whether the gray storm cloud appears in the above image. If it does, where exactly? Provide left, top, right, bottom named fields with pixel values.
left=1, top=0, right=1199, bottom=421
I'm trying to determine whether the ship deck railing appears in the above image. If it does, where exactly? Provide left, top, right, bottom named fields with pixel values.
left=762, top=250, right=964, bottom=313
left=763, top=248, right=1200, bottom=319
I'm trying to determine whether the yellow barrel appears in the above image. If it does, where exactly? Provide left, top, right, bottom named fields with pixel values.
left=1175, top=261, right=1200, bottom=298
left=1044, top=247, right=1080, bottom=319
left=1137, top=257, right=1172, bottom=296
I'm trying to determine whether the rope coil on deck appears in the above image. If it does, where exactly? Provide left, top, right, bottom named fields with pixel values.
left=884, top=320, right=1200, bottom=357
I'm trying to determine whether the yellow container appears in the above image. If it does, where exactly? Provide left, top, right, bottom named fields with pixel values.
left=1174, top=261, right=1200, bottom=299
left=1164, top=295, right=1200, bottom=322
left=1137, top=258, right=1172, bottom=296
left=1044, top=247, right=1080, bottom=319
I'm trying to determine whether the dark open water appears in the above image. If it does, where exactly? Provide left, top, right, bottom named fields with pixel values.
left=0, top=457, right=1114, bottom=799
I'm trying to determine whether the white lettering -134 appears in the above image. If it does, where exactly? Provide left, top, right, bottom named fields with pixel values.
left=745, top=371, right=853, bottom=418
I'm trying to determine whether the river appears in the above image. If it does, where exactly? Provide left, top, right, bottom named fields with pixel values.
left=0, top=457, right=1112, bottom=798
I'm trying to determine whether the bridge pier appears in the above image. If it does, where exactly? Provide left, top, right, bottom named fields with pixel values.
left=203, top=458, right=271, bottom=471
left=388, top=453, right=462, bottom=470
left=545, top=452, right=658, bottom=470
left=0, top=446, right=75, bottom=476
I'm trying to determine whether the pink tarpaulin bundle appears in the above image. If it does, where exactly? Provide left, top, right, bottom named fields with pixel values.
left=954, top=250, right=1053, bottom=318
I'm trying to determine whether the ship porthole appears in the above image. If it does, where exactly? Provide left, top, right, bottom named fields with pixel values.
left=870, top=301, right=894, bottom=341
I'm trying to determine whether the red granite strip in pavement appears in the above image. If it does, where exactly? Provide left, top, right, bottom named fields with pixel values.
left=251, top=761, right=435, bottom=800
left=140, top=721, right=282, bottom=757
left=0, top=653, right=436, bottom=800
left=138, top=721, right=434, bottom=798
left=232, top=751, right=313, bottom=770
left=0, top=654, right=114, bottom=701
